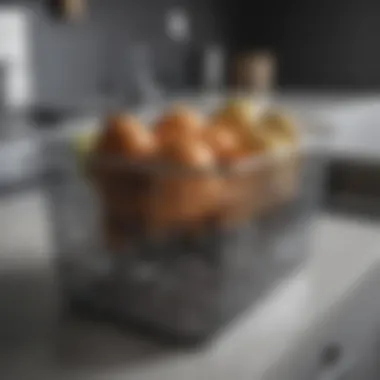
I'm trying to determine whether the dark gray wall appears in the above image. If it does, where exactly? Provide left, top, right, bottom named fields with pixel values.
left=234, top=0, right=380, bottom=90
left=29, top=0, right=229, bottom=109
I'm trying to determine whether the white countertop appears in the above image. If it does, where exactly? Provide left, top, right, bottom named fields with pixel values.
left=1, top=189, right=380, bottom=379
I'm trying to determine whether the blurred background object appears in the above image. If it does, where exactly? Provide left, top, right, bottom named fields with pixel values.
left=48, top=0, right=87, bottom=22
left=165, top=7, right=191, bottom=43
left=234, top=50, right=276, bottom=93
left=201, top=44, right=226, bottom=93
left=131, top=44, right=163, bottom=105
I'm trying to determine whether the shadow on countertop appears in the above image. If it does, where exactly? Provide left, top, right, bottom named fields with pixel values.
left=0, top=263, right=201, bottom=376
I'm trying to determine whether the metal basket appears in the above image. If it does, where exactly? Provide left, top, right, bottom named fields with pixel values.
left=43, top=114, right=329, bottom=344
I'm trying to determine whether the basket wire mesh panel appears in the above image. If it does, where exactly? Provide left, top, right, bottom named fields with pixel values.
left=43, top=127, right=328, bottom=344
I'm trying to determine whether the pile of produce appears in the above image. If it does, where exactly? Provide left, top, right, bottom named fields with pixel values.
left=74, top=98, right=300, bottom=250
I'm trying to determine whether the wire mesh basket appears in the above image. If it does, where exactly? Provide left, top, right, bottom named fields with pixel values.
left=43, top=110, right=329, bottom=344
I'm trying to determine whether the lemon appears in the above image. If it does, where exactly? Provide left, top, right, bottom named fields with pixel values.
left=260, top=110, right=298, bottom=145
left=214, top=97, right=260, bottom=128
left=212, top=98, right=263, bottom=152
left=72, top=130, right=99, bottom=173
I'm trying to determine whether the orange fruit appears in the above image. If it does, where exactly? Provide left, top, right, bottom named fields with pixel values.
left=96, top=113, right=157, bottom=160
left=147, top=139, right=222, bottom=232
left=203, top=122, right=246, bottom=164
left=161, top=138, right=216, bottom=169
left=154, top=105, right=205, bottom=148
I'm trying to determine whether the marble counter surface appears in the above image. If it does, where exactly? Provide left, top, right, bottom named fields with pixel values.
left=1, top=188, right=380, bottom=379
